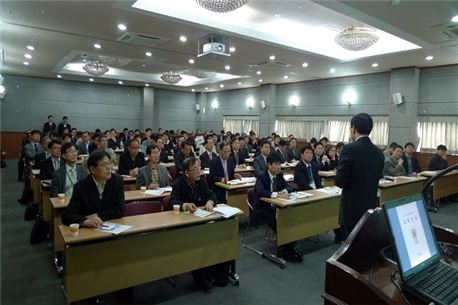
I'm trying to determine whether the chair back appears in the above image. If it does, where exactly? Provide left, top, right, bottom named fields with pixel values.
left=246, top=188, right=256, bottom=212
left=123, top=201, right=162, bottom=217
left=161, top=196, right=172, bottom=211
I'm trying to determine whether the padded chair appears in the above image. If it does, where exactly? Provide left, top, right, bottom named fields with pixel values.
left=123, top=201, right=162, bottom=217
left=167, top=165, right=176, bottom=181
left=161, top=196, right=172, bottom=211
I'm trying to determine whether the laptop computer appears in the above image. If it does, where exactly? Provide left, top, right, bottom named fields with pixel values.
left=383, top=194, right=458, bottom=305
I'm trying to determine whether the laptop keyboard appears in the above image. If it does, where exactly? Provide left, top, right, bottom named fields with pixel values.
left=417, top=263, right=458, bottom=304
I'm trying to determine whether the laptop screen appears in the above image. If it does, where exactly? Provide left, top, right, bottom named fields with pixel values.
left=384, top=194, right=440, bottom=280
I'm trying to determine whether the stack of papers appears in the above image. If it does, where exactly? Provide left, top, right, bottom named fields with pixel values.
left=96, top=222, right=131, bottom=235
left=316, top=186, right=342, bottom=195
left=379, top=179, right=393, bottom=184
left=289, top=191, right=314, bottom=200
left=227, top=177, right=256, bottom=185
left=145, top=189, right=166, bottom=196
left=158, top=186, right=172, bottom=192
left=214, top=206, right=242, bottom=218
left=193, top=208, right=214, bottom=218
left=421, top=171, right=437, bottom=176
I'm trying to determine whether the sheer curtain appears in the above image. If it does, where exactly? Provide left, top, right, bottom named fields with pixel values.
left=417, top=122, right=458, bottom=152
left=370, top=121, right=389, bottom=145
left=223, top=116, right=259, bottom=135
left=276, top=120, right=322, bottom=140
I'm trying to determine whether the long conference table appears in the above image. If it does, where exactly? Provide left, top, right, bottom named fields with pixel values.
left=59, top=211, right=240, bottom=303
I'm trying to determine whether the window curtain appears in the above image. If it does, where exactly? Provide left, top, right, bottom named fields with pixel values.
left=417, top=122, right=458, bottom=152
left=223, top=116, right=259, bottom=135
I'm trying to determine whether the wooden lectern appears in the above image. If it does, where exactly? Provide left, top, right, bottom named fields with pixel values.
left=323, top=208, right=458, bottom=305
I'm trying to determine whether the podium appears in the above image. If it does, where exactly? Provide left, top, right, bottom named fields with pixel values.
left=323, top=208, right=458, bottom=305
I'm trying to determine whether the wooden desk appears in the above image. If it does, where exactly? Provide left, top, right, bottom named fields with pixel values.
left=60, top=212, right=240, bottom=303
left=215, top=182, right=255, bottom=218
left=262, top=190, right=340, bottom=246
left=281, top=162, right=298, bottom=175
left=235, top=165, right=254, bottom=173
left=420, top=170, right=458, bottom=200
left=50, top=190, right=170, bottom=253
left=121, top=175, right=137, bottom=190
left=318, top=170, right=336, bottom=187
left=31, top=169, right=41, bottom=204
left=378, top=176, right=426, bottom=204
left=41, top=181, right=52, bottom=222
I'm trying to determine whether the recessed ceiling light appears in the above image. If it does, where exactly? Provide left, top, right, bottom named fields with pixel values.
left=274, top=13, right=281, bottom=18
left=256, top=70, right=262, bottom=75
left=179, top=35, right=187, bottom=42
left=225, top=65, right=231, bottom=70
left=117, top=23, right=127, bottom=31
left=205, top=87, right=208, bottom=90
left=23, top=61, right=29, bottom=66
left=269, top=55, right=276, bottom=61
left=258, top=79, right=263, bottom=83
left=118, top=81, right=123, bottom=85
left=141, top=64, right=146, bottom=67
left=330, top=68, right=336, bottom=73
left=237, top=82, right=242, bottom=85
left=89, top=78, right=94, bottom=82
left=145, top=84, right=150, bottom=87
left=188, top=58, right=195, bottom=64
left=229, top=46, right=236, bottom=53
left=24, top=53, right=32, bottom=59
left=283, top=75, right=288, bottom=79
left=372, top=62, right=379, bottom=68
left=451, top=15, right=458, bottom=23
left=425, top=55, right=434, bottom=61
left=220, top=84, right=224, bottom=88
left=145, top=51, right=152, bottom=57
left=26, top=45, right=35, bottom=51
left=192, top=88, right=195, bottom=92
left=302, top=62, right=309, bottom=68
left=57, top=74, right=62, bottom=79
left=93, top=43, right=102, bottom=49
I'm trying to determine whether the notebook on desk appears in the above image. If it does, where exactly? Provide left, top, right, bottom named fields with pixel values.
left=383, top=194, right=458, bottom=305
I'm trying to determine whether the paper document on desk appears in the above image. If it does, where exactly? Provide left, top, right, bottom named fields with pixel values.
left=145, top=189, right=165, bottom=196
left=421, top=171, right=437, bottom=176
left=96, top=222, right=131, bottom=235
left=399, top=176, right=418, bottom=180
left=227, top=177, right=256, bottom=185
left=316, top=186, right=341, bottom=195
left=214, top=206, right=241, bottom=218
left=284, top=174, right=294, bottom=182
left=289, top=191, right=314, bottom=199
left=158, top=186, right=172, bottom=192
left=379, top=179, right=393, bottom=184
left=192, top=208, right=214, bottom=218
left=41, top=179, right=52, bottom=186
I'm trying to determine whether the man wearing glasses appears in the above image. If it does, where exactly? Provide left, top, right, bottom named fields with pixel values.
left=62, top=149, right=125, bottom=228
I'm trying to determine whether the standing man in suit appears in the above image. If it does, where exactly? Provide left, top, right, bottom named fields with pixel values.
left=40, top=139, right=64, bottom=180
left=384, top=144, right=406, bottom=177
left=169, top=157, right=228, bottom=290
left=118, top=140, right=146, bottom=176
left=136, top=144, right=172, bottom=189
left=58, top=116, right=71, bottom=135
left=174, top=140, right=194, bottom=175
left=42, top=115, right=56, bottom=135
left=51, top=143, right=87, bottom=197
left=199, top=136, right=217, bottom=169
left=209, top=142, right=242, bottom=203
left=335, top=113, right=384, bottom=240
left=61, top=149, right=125, bottom=227
left=253, top=140, right=271, bottom=176
left=402, top=142, right=421, bottom=175
left=428, top=144, right=448, bottom=170
left=294, top=145, right=322, bottom=191
left=253, top=153, right=301, bottom=262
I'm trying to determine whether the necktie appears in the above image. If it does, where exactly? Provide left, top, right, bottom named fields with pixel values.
left=307, top=166, right=313, bottom=182
left=34, top=143, right=38, bottom=153
left=208, top=151, right=212, bottom=160
left=53, top=159, right=59, bottom=170
left=235, top=152, right=239, bottom=164
left=272, top=178, right=277, bottom=192
left=222, top=159, right=229, bottom=181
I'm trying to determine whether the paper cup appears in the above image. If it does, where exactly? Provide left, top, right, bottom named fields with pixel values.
left=173, top=204, right=180, bottom=215
left=140, top=186, right=146, bottom=192
left=69, top=223, right=79, bottom=237
left=58, top=193, right=65, bottom=202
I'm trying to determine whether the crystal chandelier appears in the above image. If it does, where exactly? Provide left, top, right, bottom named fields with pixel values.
left=160, top=71, right=183, bottom=84
left=195, top=0, right=250, bottom=13
left=83, top=60, right=109, bottom=76
left=334, top=27, right=379, bottom=51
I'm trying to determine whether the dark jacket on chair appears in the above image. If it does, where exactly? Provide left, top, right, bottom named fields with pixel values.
left=61, top=174, right=125, bottom=225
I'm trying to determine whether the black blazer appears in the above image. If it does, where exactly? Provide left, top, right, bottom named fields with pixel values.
left=40, top=157, right=65, bottom=180
left=77, top=141, right=90, bottom=155
left=427, top=154, right=448, bottom=171
left=199, top=150, right=218, bottom=169
left=312, top=154, right=329, bottom=171
left=61, top=174, right=125, bottom=226
left=169, top=176, right=217, bottom=210
left=209, top=156, right=236, bottom=203
left=107, top=138, right=117, bottom=150
left=42, top=122, right=56, bottom=134
left=294, top=161, right=322, bottom=191
left=159, top=150, right=169, bottom=164
left=50, top=164, right=88, bottom=197
left=253, top=171, right=294, bottom=227
left=230, top=150, right=245, bottom=165
left=335, top=136, right=384, bottom=231
left=402, top=154, right=421, bottom=174
left=253, top=154, right=267, bottom=176
left=118, top=151, right=146, bottom=175
left=174, top=151, right=194, bottom=174
left=58, top=123, right=71, bottom=135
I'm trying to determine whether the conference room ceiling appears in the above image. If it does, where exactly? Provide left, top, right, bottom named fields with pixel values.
left=1, top=0, right=457, bottom=92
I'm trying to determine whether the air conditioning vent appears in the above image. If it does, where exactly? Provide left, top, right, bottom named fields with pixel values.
left=116, top=32, right=170, bottom=47
left=431, top=23, right=458, bottom=41
left=248, top=61, right=292, bottom=70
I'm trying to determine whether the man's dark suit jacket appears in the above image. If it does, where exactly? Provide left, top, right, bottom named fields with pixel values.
left=50, top=164, right=88, bottom=197
left=428, top=154, right=448, bottom=171
left=34, top=151, right=50, bottom=170
left=58, top=123, right=71, bottom=135
left=286, top=148, right=300, bottom=163
left=402, top=154, right=421, bottom=174
left=107, top=138, right=117, bottom=150
left=159, top=150, right=169, bottom=164
left=118, top=151, right=146, bottom=175
left=230, top=150, right=245, bottom=165
left=169, top=176, right=217, bottom=210
left=199, top=150, right=218, bottom=169
left=40, top=157, right=65, bottom=180
left=253, top=154, right=267, bottom=176
left=335, top=136, right=384, bottom=233
left=209, top=156, right=236, bottom=203
left=312, top=154, right=329, bottom=171
left=61, top=174, right=125, bottom=226
left=294, top=161, right=322, bottom=191
left=42, top=122, right=56, bottom=134
left=253, top=171, right=293, bottom=228
left=174, top=151, right=194, bottom=174
left=77, top=141, right=90, bottom=155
